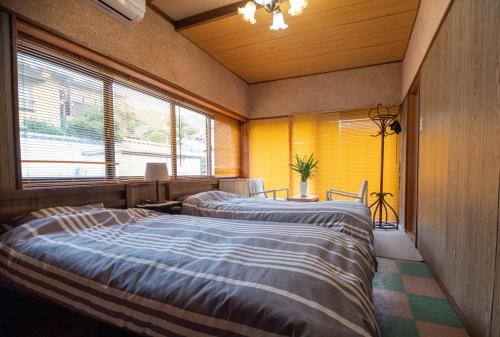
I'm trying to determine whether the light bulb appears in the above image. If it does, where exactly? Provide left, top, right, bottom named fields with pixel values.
left=238, top=1, right=257, bottom=24
left=288, top=0, right=308, bottom=16
left=255, top=0, right=273, bottom=5
left=270, top=10, right=288, bottom=30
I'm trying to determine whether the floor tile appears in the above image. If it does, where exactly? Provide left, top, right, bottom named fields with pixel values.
left=373, top=272, right=404, bottom=292
left=377, top=258, right=399, bottom=273
left=402, top=275, right=445, bottom=299
left=376, top=313, right=419, bottom=337
left=416, top=321, right=469, bottom=337
left=407, top=294, right=463, bottom=328
left=374, top=288, right=413, bottom=319
left=397, top=261, right=433, bottom=278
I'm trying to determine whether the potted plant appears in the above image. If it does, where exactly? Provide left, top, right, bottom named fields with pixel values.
left=290, top=153, right=319, bottom=197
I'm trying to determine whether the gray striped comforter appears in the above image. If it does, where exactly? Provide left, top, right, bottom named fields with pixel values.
left=183, top=191, right=374, bottom=249
left=0, top=208, right=379, bottom=337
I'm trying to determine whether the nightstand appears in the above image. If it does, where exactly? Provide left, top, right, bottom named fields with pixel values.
left=135, top=200, right=182, bottom=214
left=287, top=195, right=319, bottom=202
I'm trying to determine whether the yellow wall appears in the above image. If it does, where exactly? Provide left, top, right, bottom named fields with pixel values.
left=249, top=108, right=400, bottom=220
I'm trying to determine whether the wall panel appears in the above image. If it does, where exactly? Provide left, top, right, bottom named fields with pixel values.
left=417, top=0, right=499, bottom=335
left=493, top=177, right=500, bottom=337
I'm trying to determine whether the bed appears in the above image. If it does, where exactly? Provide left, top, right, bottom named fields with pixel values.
left=0, top=206, right=379, bottom=337
left=182, top=191, right=374, bottom=249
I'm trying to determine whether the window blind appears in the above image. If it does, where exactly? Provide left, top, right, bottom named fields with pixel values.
left=249, top=110, right=400, bottom=219
left=16, top=40, right=241, bottom=185
left=17, top=46, right=114, bottom=185
left=214, top=117, right=241, bottom=177
left=248, top=117, right=290, bottom=191
left=175, top=105, right=213, bottom=176
left=112, top=82, right=172, bottom=177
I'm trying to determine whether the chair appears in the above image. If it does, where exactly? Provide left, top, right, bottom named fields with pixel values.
left=247, top=178, right=289, bottom=200
left=326, top=179, right=368, bottom=205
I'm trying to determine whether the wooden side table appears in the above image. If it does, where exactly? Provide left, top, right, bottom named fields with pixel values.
left=287, top=195, right=319, bottom=202
left=135, top=200, right=182, bottom=214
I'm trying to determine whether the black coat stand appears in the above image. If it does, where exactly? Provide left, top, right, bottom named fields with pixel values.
left=368, top=104, right=400, bottom=230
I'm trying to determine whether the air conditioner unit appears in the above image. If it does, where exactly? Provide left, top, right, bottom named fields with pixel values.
left=88, top=0, right=146, bottom=24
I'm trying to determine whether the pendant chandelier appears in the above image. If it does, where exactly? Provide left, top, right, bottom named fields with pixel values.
left=238, top=0, right=308, bottom=31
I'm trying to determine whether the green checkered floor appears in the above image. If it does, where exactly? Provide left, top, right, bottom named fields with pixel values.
left=374, top=258, right=469, bottom=337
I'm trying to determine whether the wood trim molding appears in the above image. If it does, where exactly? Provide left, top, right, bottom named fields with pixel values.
left=175, top=1, right=247, bottom=31
left=10, top=15, right=21, bottom=189
left=12, top=17, right=247, bottom=122
left=239, top=122, right=249, bottom=178
left=146, top=0, right=175, bottom=26
left=0, top=184, right=126, bottom=200
left=172, top=0, right=295, bottom=31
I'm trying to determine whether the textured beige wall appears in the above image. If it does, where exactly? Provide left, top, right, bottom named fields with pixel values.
left=0, top=0, right=249, bottom=116
left=249, top=62, right=402, bottom=118
left=401, top=0, right=452, bottom=100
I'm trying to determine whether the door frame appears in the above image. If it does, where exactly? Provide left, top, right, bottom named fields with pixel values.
left=404, top=75, right=420, bottom=244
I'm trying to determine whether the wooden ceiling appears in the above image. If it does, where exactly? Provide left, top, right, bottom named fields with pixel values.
left=150, top=0, right=420, bottom=83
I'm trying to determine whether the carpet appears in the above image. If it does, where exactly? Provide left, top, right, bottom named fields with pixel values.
left=374, top=257, right=469, bottom=337
left=374, top=229, right=423, bottom=261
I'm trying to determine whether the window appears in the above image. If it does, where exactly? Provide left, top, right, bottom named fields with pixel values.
left=176, top=105, right=211, bottom=176
left=113, top=83, right=172, bottom=177
left=248, top=117, right=290, bottom=191
left=18, top=51, right=107, bottom=182
left=213, top=117, right=241, bottom=176
left=249, top=110, right=400, bottom=219
left=16, top=42, right=242, bottom=186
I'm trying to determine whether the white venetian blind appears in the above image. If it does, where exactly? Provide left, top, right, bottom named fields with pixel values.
left=112, top=83, right=172, bottom=177
left=16, top=40, right=242, bottom=185
left=175, top=105, right=213, bottom=176
left=17, top=45, right=114, bottom=185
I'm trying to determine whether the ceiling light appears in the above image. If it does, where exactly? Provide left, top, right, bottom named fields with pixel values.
left=238, top=1, right=257, bottom=24
left=288, top=0, right=308, bottom=16
left=270, top=10, right=288, bottom=30
left=238, top=0, right=308, bottom=30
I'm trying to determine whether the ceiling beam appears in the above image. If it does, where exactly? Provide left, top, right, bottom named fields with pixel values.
left=146, top=0, right=176, bottom=26
left=174, top=1, right=248, bottom=31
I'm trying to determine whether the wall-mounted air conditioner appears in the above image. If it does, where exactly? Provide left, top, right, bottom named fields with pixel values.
left=87, top=0, right=146, bottom=24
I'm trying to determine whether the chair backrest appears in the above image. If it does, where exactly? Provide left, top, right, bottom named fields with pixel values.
left=358, top=179, right=368, bottom=205
left=248, top=178, right=266, bottom=198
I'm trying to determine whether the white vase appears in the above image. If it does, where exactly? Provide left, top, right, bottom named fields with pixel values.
left=300, top=181, right=308, bottom=197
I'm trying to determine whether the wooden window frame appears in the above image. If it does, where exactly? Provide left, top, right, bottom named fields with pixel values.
left=8, top=16, right=247, bottom=187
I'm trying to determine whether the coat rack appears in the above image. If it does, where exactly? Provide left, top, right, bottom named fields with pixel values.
left=368, top=104, right=400, bottom=230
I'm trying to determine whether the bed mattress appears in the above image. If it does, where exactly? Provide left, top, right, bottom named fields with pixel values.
left=0, top=208, right=379, bottom=337
left=183, top=191, right=374, bottom=249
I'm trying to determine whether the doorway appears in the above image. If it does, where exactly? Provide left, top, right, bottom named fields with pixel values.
left=404, top=76, right=420, bottom=243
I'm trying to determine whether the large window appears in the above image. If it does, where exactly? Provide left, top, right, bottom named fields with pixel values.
left=113, top=83, right=172, bottom=177
left=18, top=51, right=107, bottom=182
left=16, top=43, right=241, bottom=185
left=176, top=106, right=210, bottom=176
left=248, top=118, right=290, bottom=191
left=214, top=117, right=241, bottom=176
left=249, top=110, right=400, bottom=219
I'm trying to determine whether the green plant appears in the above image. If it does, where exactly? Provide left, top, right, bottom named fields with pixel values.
left=22, top=117, right=63, bottom=136
left=290, top=153, right=319, bottom=182
left=66, top=107, right=104, bottom=140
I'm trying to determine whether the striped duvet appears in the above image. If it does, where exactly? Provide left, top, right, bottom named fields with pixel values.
left=183, top=191, right=374, bottom=249
left=0, top=208, right=379, bottom=337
